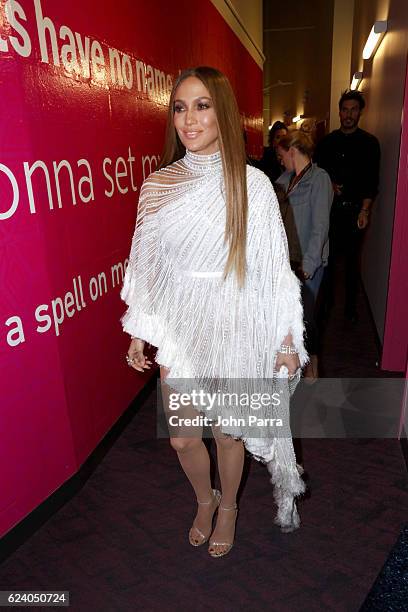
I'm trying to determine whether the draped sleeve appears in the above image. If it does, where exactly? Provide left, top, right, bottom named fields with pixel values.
left=247, top=169, right=308, bottom=369
left=120, top=176, right=165, bottom=347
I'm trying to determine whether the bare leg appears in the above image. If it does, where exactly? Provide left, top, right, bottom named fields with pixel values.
left=208, top=427, right=244, bottom=556
left=160, top=367, right=218, bottom=545
left=171, top=436, right=220, bottom=545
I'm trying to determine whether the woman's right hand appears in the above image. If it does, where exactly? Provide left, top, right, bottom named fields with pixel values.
left=127, top=338, right=152, bottom=372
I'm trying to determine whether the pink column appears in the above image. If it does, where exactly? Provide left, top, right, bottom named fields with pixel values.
left=382, top=59, right=408, bottom=372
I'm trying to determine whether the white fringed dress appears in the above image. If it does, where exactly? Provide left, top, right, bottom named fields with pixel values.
left=121, top=149, right=308, bottom=529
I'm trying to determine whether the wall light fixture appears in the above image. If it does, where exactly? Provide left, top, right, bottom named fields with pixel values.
left=350, top=71, right=363, bottom=90
left=362, top=20, right=388, bottom=59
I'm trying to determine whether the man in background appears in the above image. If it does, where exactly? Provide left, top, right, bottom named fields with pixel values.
left=315, top=90, right=380, bottom=322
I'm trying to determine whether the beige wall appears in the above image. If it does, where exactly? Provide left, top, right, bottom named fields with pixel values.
left=263, top=0, right=334, bottom=143
left=350, top=0, right=408, bottom=341
left=230, top=0, right=263, bottom=51
left=210, top=0, right=264, bottom=67
left=330, top=0, right=355, bottom=131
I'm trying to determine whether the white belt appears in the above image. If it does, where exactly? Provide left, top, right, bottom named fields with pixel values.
left=178, top=270, right=223, bottom=278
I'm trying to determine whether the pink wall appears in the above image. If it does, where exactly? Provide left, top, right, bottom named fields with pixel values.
left=382, top=58, right=408, bottom=371
left=0, top=0, right=262, bottom=538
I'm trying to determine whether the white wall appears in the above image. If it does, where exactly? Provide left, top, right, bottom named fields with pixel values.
left=351, top=0, right=408, bottom=342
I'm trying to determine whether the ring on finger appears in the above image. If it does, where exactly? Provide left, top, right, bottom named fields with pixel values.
left=126, top=355, right=135, bottom=366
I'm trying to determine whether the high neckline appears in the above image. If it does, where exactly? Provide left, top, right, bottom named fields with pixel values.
left=183, top=149, right=222, bottom=173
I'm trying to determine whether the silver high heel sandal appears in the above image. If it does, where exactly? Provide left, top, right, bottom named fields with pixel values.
left=189, top=489, right=221, bottom=547
left=208, top=502, right=238, bottom=558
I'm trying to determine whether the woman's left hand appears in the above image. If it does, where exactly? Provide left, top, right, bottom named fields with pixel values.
left=275, top=351, right=300, bottom=377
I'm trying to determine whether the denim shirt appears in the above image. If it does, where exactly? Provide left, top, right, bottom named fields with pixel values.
left=276, top=163, right=333, bottom=277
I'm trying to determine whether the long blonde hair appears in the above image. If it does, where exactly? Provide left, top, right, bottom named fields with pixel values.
left=159, top=67, right=248, bottom=287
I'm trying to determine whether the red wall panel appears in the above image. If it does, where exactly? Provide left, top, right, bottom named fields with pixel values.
left=0, top=0, right=262, bottom=537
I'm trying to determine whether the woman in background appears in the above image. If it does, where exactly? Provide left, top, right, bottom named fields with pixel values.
left=121, top=67, right=307, bottom=558
left=276, top=130, right=333, bottom=381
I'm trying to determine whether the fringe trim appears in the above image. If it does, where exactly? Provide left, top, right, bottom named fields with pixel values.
left=244, top=436, right=306, bottom=531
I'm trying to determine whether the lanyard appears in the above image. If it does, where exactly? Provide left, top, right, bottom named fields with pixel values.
left=285, top=162, right=312, bottom=196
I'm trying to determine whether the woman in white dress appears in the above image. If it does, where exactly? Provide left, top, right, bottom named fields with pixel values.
left=121, top=67, right=308, bottom=557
